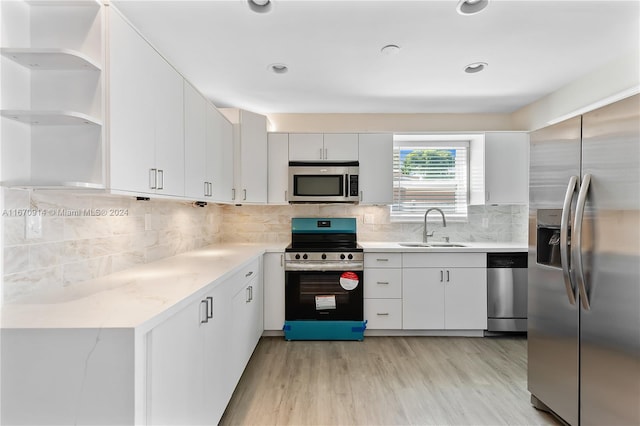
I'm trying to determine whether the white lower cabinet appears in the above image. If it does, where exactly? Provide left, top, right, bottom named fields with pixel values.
left=147, top=257, right=262, bottom=425
left=263, top=252, right=285, bottom=330
left=147, top=285, right=229, bottom=425
left=364, top=253, right=403, bottom=329
left=402, top=253, right=487, bottom=330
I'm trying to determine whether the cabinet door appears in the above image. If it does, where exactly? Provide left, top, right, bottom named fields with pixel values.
left=230, top=283, right=252, bottom=385
left=108, top=9, right=155, bottom=194
left=153, top=53, right=184, bottom=197
left=210, top=105, right=234, bottom=203
left=444, top=268, right=488, bottom=330
left=267, top=133, right=289, bottom=204
left=238, top=110, right=267, bottom=203
left=323, top=133, right=358, bottom=161
left=202, top=285, right=234, bottom=425
left=263, top=252, right=285, bottom=330
left=147, top=297, right=205, bottom=424
left=358, top=133, right=393, bottom=204
left=289, top=133, right=323, bottom=161
left=484, top=132, right=529, bottom=204
left=402, top=268, right=445, bottom=329
left=184, top=81, right=207, bottom=199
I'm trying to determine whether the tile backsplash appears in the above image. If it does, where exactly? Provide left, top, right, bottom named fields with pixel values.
left=2, top=190, right=526, bottom=302
left=2, top=189, right=222, bottom=303
left=221, top=204, right=528, bottom=244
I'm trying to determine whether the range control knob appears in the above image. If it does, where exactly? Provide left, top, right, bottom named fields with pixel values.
left=302, top=254, right=308, bottom=260
left=321, top=253, right=327, bottom=260
left=348, top=254, right=353, bottom=260
left=340, top=254, right=346, bottom=260
left=295, top=254, right=300, bottom=260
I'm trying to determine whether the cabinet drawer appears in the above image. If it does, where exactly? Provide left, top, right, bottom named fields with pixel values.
left=364, top=253, right=402, bottom=268
left=229, top=257, right=260, bottom=294
left=364, top=269, right=401, bottom=298
left=402, top=252, right=485, bottom=268
left=364, top=299, right=402, bottom=329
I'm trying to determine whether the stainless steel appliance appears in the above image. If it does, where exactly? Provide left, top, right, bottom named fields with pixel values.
left=288, top=162, right=359, bottom=203
left=528, top=94, right=640, bottom=425
left=284, top=218, right=365, bottom=340
left=486, top=252, right=528, bottom=332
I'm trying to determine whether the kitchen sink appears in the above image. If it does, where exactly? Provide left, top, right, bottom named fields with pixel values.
left=398, top=242, right=467, bottom=248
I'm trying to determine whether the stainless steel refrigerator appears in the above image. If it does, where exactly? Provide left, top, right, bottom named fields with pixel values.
left=528, top=94, right=640, bottom=425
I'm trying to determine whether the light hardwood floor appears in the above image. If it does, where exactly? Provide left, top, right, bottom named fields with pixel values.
left=220, top=336, right=559, bottom=426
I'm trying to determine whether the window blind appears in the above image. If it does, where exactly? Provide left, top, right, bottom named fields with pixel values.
left=392, top=140, right=469, bottom=220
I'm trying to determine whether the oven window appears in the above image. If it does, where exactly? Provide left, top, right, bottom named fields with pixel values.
left=285, top=271, right=363, bottom=321
left=294, top=175, right=344, bottom=196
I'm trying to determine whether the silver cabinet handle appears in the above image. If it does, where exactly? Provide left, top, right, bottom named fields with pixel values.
left=376, top=258, right=389, bottom=262
left=280, top=254, right=284, bottom=267
left=376, top=281, right=389, bottom=285
left=246, top=286, right=251, bottom=303
left=324, top=148, right=328, bottom=160
left=250, top=285, right=253, bottom=302
left=232, top=188, right=236, bottom=200
left=149, top=169, right=157, bottom=189
left=573, top=174, right=592, bottom=311
left=284, top=190, right=288, bottom=201
left=200, top=299, right=209, bottom=323
left=319, top=148, right=323, bottom=160
left=206, top=296, right=214, bottom=319
left=204, top=181, right=208, bottom=197
left=157, top=169, right=164, bottom=190
left=243, top=189, right=247, bottom=201
left=446, top=270, right=450, bottom=282
left=561, top=176, right=578, bottom=305
left=209, top=182, right=213, bottom=197
left=360, top=190, right=363, bottom=202
left=376, top=313, right=389, bottom=316
left=246, top=271, right=253, bottom=277
left=440, top=270, right=444, bottom=282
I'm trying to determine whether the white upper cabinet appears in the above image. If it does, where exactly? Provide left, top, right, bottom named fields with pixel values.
left=358, top=133, right=393, bottom=204
left=289, top=133, right=358, bottom=162
left=221, top=108, right=268, bottom=204
left=210, top=105, right=234, bottom=203
left=108, top=8, right=184, bottom=197
left=184, top=81, right=209, bottom=200
left=484, top=132, right=529, bottom=204
left=0, top=0, right=104, bottom=188
left=323, top=133, right=359, bottom=161
left=267, top=133, right=289, bottom=204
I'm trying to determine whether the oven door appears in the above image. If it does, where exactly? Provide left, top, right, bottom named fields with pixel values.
left=285, top=270, right=363, bottom=321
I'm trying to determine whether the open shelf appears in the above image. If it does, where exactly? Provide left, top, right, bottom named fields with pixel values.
left=1, top=48, right=101, bottom=71
left=0, top=181, right=105, bottom=190
left=1, top=110, right=102, bottom=126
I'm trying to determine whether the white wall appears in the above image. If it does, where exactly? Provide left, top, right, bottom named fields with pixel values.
left=512, top=49, right=640, bottom=131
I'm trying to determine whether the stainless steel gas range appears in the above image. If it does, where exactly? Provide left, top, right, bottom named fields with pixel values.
left=283, top=218, right=366, bottom=340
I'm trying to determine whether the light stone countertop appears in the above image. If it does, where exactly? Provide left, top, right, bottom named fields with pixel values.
left=1, top=241, right=525, bottom=331
left=1, top=243, right=285, bottom=331
left=360, top=241, right=528, bottom=252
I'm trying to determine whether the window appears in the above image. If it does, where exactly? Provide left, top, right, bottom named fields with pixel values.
left=392, top=138, right=469, bottom=221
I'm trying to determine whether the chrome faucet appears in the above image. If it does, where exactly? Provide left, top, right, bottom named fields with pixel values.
left=423, top=208, right=447, bottom=243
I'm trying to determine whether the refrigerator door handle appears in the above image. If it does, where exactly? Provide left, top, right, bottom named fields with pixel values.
left=560, top=175, right=578, bottom=305
left=573, top=173, right=592, bottom=311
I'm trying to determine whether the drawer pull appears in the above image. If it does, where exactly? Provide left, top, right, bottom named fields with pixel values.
left=376, top=312, right=390, bottom=316
left=246, top=271, right=253, bottom=277
left=376, top=281, right=390, bottom=285
left=376, top=258, right=389, bottom=262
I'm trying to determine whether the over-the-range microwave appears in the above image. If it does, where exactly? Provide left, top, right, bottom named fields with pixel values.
left=288, top=162, right=359, bottom=203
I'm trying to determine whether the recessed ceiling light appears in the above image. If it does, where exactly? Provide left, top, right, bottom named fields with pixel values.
left=464, top=62, right=488, bottom=73
left=380, top=44, right=401, bottom=56
left=248, top=0, right=272, bottom=13
left=269, top=63, right=288, bottom=74
left=456, top=0, right=489, bottom=16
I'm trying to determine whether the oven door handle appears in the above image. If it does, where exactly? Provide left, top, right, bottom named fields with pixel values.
left=284, top=262, right=364, bottom=272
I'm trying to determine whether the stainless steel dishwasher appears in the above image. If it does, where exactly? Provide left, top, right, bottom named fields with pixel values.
left=486, top=252, right=528, bottom=333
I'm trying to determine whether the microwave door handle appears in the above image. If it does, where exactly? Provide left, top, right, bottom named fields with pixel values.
left=345, top=174, right=349, bottom=196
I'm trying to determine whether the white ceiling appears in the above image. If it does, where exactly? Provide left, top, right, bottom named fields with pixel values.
left=113, top=0, right=639, bottom=114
